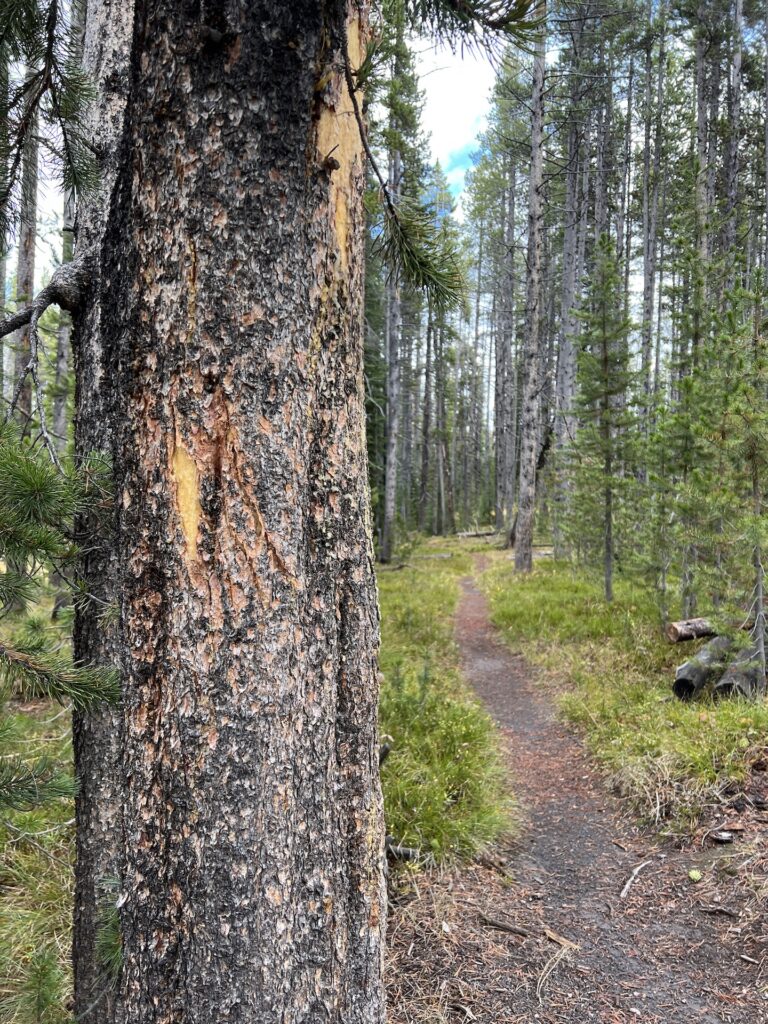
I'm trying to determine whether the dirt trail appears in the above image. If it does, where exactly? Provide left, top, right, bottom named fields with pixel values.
left=388, top=566, right=766, bottom=1024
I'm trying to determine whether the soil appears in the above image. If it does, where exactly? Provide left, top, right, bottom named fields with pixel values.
left=387, top=564, right=768, bottom=1024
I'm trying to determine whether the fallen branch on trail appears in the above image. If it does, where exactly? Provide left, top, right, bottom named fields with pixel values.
left=620, top=859, right=652, bottom=899
left=478, top=913, right=530, bottom=938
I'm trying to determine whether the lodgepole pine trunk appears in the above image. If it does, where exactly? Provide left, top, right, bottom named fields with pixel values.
left=12, top=101, right=37, bottom=427
left=72, top=2, right=138, bottom=1020
left=381, top=150, right=401, bottom=562
left=75, top=3, right=385, bottom=1022
left=418, top=306, right=432, bottom=532
left=515, top=3, right=546, bottom=573
left=72, top=3, right=136, bottom=1021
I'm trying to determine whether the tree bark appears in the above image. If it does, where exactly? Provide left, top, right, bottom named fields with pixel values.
left=724, top=0, right=742, bottom=258
left=72, top=4, right=137, bottom=1020
left=75, top=3, right=385, bottom=1022
left=0, top=50, right=7, bottom=397
left=418, top=306, right=432, bottom=531
left=515, top=4, right=546, bottom=573
left=380, top=147, right=401, bottom=563
left=12, top=100, right=37, bottom=427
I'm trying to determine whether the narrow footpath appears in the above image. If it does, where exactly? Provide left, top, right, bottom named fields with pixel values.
left=388, top=566, right=766, bottom=1024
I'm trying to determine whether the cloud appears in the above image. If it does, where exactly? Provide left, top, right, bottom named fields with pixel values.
left=415, top=42, right=494, bottom=205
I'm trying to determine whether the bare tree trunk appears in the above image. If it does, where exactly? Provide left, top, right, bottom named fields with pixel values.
left=72, top=4, right=136, bottom=1020
left=764, top=14, right=768, bottom=269
left=752, top=289, right=766, bottom=694
left=494, top=189, right=508, bottom=530
left=641, top=0, right=665, bottom=431
left=12, top=102, right=37, bottom=428
left=692, top=4, right=709, bottom=367
left=501, top=162, right=517, bottom=526
left=724, top=0, right=743, bottom=258
left=400, top=295, right=414, bottom=525
left=381, top=147, right=402, bottom=563
left=418, top=306, right=432, bottom=532
left=556, top=125, right=579, bottom=429
left=0, top=51, right=8, bottom=396
left=75, top=4, right=385, bottom=1022
left=515, top=4, right=546, bottom=571
left=52, top=3, right=86, bottom=452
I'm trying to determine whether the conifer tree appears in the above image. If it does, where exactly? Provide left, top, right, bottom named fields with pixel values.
left=566, top=235, right=633, bottom=602
left=0, top=425, right=116, bottom=811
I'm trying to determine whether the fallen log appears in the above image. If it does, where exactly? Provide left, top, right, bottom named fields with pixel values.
left=673, top=636, right=733, bottom=700
left=666, top=616, right=753, bottom=643
left=666, top=617, right=717, bottom=643
left=714, top=644, right=765, bottom=699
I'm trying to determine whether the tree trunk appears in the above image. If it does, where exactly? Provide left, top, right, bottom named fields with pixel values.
left=641, top=1, right=665, bottom=433
left=724, top=0, right=742, bottom=258
left=381, top=147, right=402, bottom=563
left=12, top=101, right=37, bottom=428
left=75, top=4, right=385, bottom=1022
left=515, top=4, right=546, bottom=573
left=494, top=188, right=509, bottom=531
left=418, top=307, right=432, bottom=531
left=0, top=50, right=7, bottom=396
left=53, top=1, right=86, bottom=453
left=72, top=4, right=137, bottom=1021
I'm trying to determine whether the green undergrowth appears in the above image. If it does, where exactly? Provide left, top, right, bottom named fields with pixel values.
left=0, top=701, right=74, bottom=1024
left=378, top=537, right=513, bottom=861
left=483, top=557, right=768, bottom=832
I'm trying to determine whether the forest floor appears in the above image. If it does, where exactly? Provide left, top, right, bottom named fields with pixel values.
left=387, top=556, right=768, bottom=1024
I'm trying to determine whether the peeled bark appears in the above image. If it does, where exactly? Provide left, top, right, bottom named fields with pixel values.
left=75, top=3, right=385, bottom=1022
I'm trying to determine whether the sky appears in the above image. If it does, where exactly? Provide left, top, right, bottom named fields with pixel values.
left=414, top=42, right=496, bottom=211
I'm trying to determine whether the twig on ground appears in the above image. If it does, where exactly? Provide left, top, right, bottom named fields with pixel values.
left=620, top=859, right=652, bottom=899
left=478, top=912, right=530, bottom=937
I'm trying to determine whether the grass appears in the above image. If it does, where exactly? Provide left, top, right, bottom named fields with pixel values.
left=0, top=701, right=74, bottom=1024
left=483, top=556, right=768, bottom=831
left=378, top=538, right=513, bottom=860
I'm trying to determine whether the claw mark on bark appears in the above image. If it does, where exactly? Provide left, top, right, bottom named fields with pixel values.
left=315, top=15, right=363, bottom=271
left=172, top=442, right=200, bottom=560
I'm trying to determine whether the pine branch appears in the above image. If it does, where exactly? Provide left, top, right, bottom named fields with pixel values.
left=404, top=0, right=541, bottom=50
left=0, top=754, right=74, bottom=810
left=341, top=32, right=464, bottom=309
left=0, top=639, right=119, bottom=708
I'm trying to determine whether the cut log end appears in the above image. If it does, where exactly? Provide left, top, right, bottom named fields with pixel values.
left=665, top=617, right=716, bottom=643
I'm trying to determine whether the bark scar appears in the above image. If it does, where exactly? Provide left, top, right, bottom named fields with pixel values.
left=172, top=441, right=201, bottom=561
